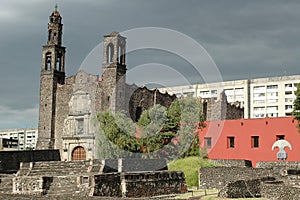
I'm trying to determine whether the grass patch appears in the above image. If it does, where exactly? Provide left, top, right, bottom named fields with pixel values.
left=168, top=156, right=215, bottom=187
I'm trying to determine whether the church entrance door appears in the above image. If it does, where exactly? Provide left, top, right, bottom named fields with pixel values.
left=71, top=146, right=86, bottom=161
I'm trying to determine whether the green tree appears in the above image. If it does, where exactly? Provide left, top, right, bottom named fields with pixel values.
left=293, top=83, right=300, bottom=132
left=96, top=96, right=206, bottom=160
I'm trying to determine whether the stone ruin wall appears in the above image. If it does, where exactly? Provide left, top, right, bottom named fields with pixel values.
left=199, top=160, right=300, bottom=199
left=93, top=171, right=187, bottom=198
left=199, top=166, right=273, bottom=190
left=5, top=159, right=186, bottom=198
left=202, top=92, right=244, bottom=121
left=127, top=85, right=176, bottom=122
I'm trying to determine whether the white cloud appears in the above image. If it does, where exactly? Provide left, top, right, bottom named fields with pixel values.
left=0, top=105, right=38, bottom=129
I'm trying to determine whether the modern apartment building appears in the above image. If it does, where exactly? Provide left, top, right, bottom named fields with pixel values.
left=0, top=128, right=38, bottom=150
left=159, top=74, right=300, bottom=119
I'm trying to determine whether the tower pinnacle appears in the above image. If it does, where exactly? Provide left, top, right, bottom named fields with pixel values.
left=55, top=4, right=58, bottom=12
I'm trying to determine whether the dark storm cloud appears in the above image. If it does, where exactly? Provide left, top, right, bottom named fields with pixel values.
left=1, top=0, right=300, bottom=128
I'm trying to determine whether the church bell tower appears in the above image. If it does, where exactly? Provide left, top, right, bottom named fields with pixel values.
left=37, top=5, right=66, bottom=149
left=101, top=32, right=127, bottom=112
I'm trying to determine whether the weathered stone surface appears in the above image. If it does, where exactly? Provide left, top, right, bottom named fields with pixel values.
left=8, top=159, right=187, bottom=198
left=199, top=166, right=273, bottom=189
left=93, top=171, right=187, bottom=198
left=218, top=179, right=261, bottom=198
left=202, top=91, right=244, bottom=121
left=261, top=182, right=300, bottom=200
left=200, top=161, right=300, bottom=200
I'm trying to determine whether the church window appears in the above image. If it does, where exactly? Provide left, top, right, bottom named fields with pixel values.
left=53, top=32, right=57, bottom=40
left=119, top=46, right=125, bottom=65
left=76, top=118, right=84, bottom=135
left=107, top=43, right=114, bottom=63
left=118, top=45, right=121, bottom=63
left=56, top=52, right=61, bottom=71
left=48, top=30, right=52, bottom=41
left=45, top=53, right=51, bottom=70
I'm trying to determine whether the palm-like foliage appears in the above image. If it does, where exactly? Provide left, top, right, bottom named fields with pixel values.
left=293, top=83, right=300, bottom=132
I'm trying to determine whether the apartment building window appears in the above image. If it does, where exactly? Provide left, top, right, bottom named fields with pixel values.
left=267, top=106, right=278, bottom=111
left=253, top=86, right=265, bottom=91
left=268, top=113, right=278, bottom=117
left=235, top=88, right=244, bottom=93
left=236, top=94, right=244, bottom=99
left=267, top=85, right=278, bottom=90
left=251, top=136, right=259, bottom=148
left=285, top=83, right=292, bottom=88
left=285, top=98, right=294, bottom=103
left=199, top=91, right=209, bottom=97
left=253, top=100, right=265, bottom=104
left=253, top=107, right=265, bottom=117
left=254, top=113, right=266, bottom=118
left=227, top=137, right=235, bottom=148
left=285, top=105, right=293, bottom=110
left=254, top=107, right=265, bottom=111
left=285, top=91, right=293, bottom=95
left=254, top=93, right=265, bottom=97
left=267, top=99, right=278, bottom=103
left=204, top=137, right=212, bottom=149
left=267, top=92, right=278, bottom=97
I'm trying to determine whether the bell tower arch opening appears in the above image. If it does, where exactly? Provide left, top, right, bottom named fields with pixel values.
left=103, top=32, right=126, bottom=67
left=107, top=43, right=114, bottom=63
left=101, top=32, right=127, bottom=112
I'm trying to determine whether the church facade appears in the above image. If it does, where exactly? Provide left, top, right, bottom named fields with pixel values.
left=36, top=8, right=176, bottom=161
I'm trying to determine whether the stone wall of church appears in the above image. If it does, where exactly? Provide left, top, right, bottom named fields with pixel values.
left=55, top=71, right=100, bottom=161
left=128, top=86, right=176, bottom=122
left=55, top=82, right=72, bottom=152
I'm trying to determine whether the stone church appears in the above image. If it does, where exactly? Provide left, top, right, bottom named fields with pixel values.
left=36, top=7, right=176, bottom=161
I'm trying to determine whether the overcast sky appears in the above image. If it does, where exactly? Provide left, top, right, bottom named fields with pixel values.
left=1, top=0, right=300, bottom=129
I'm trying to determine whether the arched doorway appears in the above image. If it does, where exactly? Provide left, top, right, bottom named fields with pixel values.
left=71, top=146, right=86, bottom=161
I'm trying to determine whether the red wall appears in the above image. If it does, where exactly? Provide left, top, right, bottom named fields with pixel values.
left=198, top=117, right=300, bottom=167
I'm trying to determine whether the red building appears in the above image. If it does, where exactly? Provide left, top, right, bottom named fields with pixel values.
left=198, top=117, right=300, bottom=167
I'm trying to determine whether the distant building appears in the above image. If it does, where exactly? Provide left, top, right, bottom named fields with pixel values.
left=198, top=117, right=300, bottom=167
left=0, top=128, right=38, bottom=150
left=0, top=138, right=18, bottom=151
left=159, top=75, right=300, bottom=119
